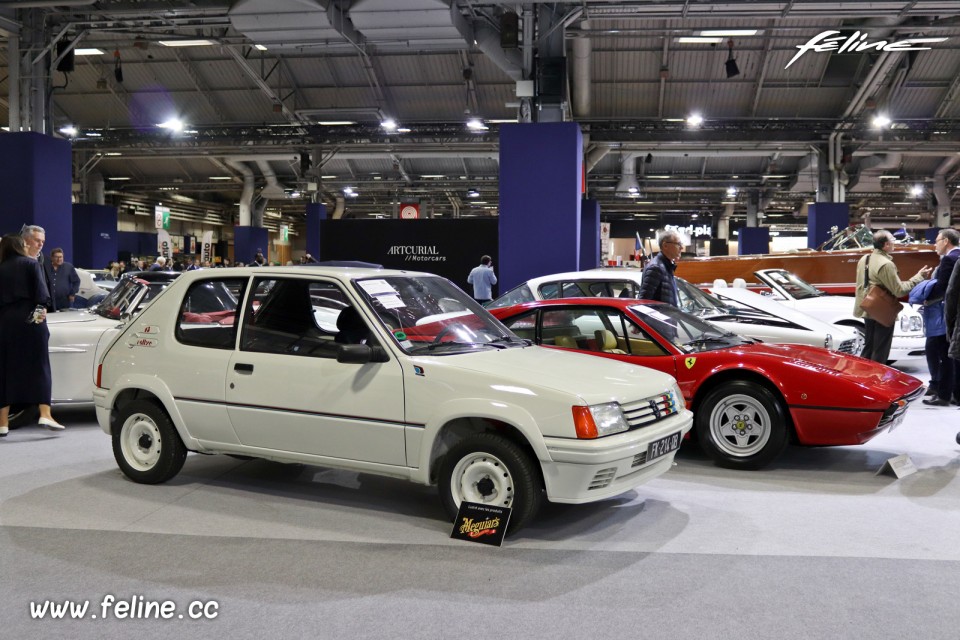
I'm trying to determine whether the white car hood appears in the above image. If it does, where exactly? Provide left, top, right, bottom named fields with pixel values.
left=412, top=345, right=677, bottom=406
left=45, top=309, right=103, bottom=326
left=708, top=286, right=858, bottom=341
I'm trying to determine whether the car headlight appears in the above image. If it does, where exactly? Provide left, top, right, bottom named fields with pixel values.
left=572, top=402, right=629, bottom=438
left=900, top=314, right=923, bottom=332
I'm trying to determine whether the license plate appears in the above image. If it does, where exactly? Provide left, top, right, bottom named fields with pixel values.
left=647, top=431, right=682, bottom=461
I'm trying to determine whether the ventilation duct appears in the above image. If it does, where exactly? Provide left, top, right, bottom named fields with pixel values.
left=229, top=0, right=356, bottom=50
left=256, top=159, right=287, bottom=199
left=616, top=154, right=641, bottom=197
left=450, top=4, right=523, bottom=81
left=224, top=159, right=255, bottom=226
left=332, top=195, right=346, bottom=219
left=847, top=152, right=902, bottom=193
left=787, top=153, right=820, bottom=193
left=87, top=173, right=105, bottom=205
left=351, top=0, right=464, bottom=48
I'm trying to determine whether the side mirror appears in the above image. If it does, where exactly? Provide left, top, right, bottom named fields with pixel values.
left=337, top=344, right=389, bottom=364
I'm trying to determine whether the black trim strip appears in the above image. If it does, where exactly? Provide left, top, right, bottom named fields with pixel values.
left=788, top=404, right=883, bottom=414
left=174, top=396, right=426, bottom=428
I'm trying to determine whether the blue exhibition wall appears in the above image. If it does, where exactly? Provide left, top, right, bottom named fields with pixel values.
left=73, top=204, right=118, bottom=269
left=580, top=199, right=601, bottom=269
left=738, top=227, right=771, bottom=255
left=305, top=203, right=327, bottom=258
left=0, top=132, right=73, bottom=261
left=234, top=226, right=269, bottom=265
left=499, top=123, right=583, bottom=291
left=807, top=202, right=849, bottom=249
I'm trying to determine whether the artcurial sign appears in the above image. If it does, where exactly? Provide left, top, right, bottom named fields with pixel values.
left=320, top=219, right=498, bottom=293
left=786, top=30, right=948, bottom=69
left=386, top=244, right=445, bottom=262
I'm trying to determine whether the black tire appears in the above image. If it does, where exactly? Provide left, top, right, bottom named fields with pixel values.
left=112, top=399, right=187, bottom=484
left=439, top=433, right=544, bottom=534
left=695, top=380, right=789, bottom=470
left=8, top=404, right=38, bottom=429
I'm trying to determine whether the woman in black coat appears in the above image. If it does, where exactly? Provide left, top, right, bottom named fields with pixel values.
left=0, top=234, right=64, bottom=435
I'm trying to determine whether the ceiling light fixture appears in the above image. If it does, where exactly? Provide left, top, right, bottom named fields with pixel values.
left=380, top=118, right=398, bottom=131
left=158, top=39, right=215, bottom=47
left=254, top=44, right=268, bottom=51
left=700, top=30, right=759, bottom=37
left=872, top=114, right=892, bottom=128
left=677, top=37, right=724, bottom=44
left=158, top=118, right=184, bottom=132
left=686, top=113, right=704, bottom=127
left=74, top=48, right=105, bottom=56
left=59, top=125, right=78, bottom=137
left=316, top=120, right=355, bottom=126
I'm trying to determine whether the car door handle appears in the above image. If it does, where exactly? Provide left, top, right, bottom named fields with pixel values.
left=234, top=363, right=254, bottom=373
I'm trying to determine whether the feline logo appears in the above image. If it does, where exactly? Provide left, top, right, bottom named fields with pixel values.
left=786, top=31, right=948, bottom=69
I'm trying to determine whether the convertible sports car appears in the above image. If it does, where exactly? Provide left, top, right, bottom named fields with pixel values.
left=718, top=268, right=925, bottom=363
left=489, top=268, right=862, bottom=355
left=7, top=271, right=183, bottom=427
left=491, top=298, right=924, bottom=470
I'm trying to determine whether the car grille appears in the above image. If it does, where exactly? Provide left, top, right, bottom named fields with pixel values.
left=837, top=338, right=859, bottom=355
left=621, top=390, right=680, bottom=429
left=879, top=386, right=925, bottom=428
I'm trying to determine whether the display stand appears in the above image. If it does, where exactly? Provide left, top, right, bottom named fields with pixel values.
left=876, top=454, right=918, bottom=479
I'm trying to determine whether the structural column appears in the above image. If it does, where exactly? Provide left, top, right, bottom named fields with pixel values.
left=0, top=132, right=72, bottom=259
left=499, top=122, right=583, bottom=290
left=305, top=202, right=327, bottom=259
left=807, top=202, right=850, bottom=249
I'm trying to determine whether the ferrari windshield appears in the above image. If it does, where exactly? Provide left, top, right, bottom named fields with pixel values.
left=353, top=276, right=524, bottom=354
left=628, top=302, right=749, bottom=353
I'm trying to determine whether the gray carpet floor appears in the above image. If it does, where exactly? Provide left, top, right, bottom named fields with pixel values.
left=2, top=360, right=959, bottom=639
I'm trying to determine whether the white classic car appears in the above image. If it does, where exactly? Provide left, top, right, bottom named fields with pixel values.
left=489, top=268, right=863, bottom=355
left=736, top=268, right=924, bottom=364
left=7, top=271, right=183, bottom=428
left=93, top=266, right=693, bottom=533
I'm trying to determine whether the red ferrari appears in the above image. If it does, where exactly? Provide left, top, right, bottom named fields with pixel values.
left=490, top=298, right=924, bottom=470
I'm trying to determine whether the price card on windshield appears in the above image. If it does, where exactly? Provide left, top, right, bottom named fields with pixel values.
left=358, top=279, right=396, bottom=296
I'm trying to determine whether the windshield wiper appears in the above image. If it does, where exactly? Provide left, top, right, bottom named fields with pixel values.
left=683, top=335, right=733, bottom=348
left=485, top=336, right=531, bottom=347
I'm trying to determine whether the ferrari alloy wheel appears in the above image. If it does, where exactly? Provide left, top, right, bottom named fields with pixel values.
left=112, top=399, right=187, bottom=484
left=695, top=380, right=788, bottom=470
left=439, top=433, right=543, bottom=534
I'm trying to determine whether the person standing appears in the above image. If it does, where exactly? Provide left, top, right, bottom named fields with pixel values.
left=149, top=256, right=168, bottom=271
left=638, top=230, right=684, bottom=305
left=0, top=234, right=64, bottom=435
left=43, top=248, right=81, bottom=311
left=855, top=229, right=932, bottom=364
left=917, top=229, right=960, bottom=405
left=467, top=255, right=497, bottom=303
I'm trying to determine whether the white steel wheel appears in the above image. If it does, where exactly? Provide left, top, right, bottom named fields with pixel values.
left=120, top=412, right=164, bottom=472
left=438, top=433, right=543, bottom=534
left=695, top=380, right=788, bottom=470
left=112, top=399, right=187, bottom=484
left=449, top=451, right=515, bottom=508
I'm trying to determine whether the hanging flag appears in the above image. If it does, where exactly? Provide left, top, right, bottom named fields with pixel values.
left=157, top=229, right=172, bottom=260
left=635, top=232, right=642, bottom=261
left=201, top=230, right=214, bottom=264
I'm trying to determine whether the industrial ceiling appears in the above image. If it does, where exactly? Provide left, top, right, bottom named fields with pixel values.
left=1, top=0, right=959, bottom=235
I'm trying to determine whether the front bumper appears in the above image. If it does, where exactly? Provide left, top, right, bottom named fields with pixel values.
left=540, top=409, right=693, bottom=503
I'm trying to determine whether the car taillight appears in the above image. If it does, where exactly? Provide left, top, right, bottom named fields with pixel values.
left=571, top=406, right=598, bottom=439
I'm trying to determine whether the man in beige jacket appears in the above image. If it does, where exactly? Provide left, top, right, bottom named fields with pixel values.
left=854, top=229, right=932, bottom=363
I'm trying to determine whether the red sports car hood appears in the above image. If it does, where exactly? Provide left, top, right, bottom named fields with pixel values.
left=728, top=342, right=922, bottom=399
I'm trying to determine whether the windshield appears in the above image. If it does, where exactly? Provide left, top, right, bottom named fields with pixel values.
left=762, top=269, right=823, bottom=300
left=353, top=276, right=523, bottom=355
left=94, top=276, right=171, bottom=319
left=676, top=278, right=728, bottom=315
left=819, top=225, right=872, bottom=251
left=628, top=302, right=748, bottom=353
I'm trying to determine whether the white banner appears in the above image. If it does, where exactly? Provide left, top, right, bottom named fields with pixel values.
left=157, top=229, right=172, bottom=260
left=201, top=230, right=214, bottom=264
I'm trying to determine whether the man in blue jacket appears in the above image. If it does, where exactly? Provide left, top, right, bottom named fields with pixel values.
left=43, top=248, right=81, bottom=311
left=639, top=230, right=684, bottom=305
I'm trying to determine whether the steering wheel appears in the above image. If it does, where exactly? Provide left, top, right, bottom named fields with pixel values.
left=431, top=323, right=466, bottom=344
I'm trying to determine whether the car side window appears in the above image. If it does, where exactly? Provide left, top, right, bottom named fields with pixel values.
left=240, top=278, right=369, bottom=358
left=176, top=278, right=247, bottom=350
left=604, top=311, right=667, bottom=356
left=500, top=310, right=538, bottom=341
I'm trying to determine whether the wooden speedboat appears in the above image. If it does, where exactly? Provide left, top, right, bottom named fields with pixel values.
left=676, top=247, right=938, bottom=294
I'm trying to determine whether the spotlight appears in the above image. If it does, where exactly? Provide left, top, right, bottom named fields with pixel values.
left=911, top=185, right=924, bottom=197
left=686, top=113, right=704, bottom=127
left=725, top=39, right=740, bottom=78
left=872, top=114, right=892, bottom=128
left=380, top=118, right=398, bottom=131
